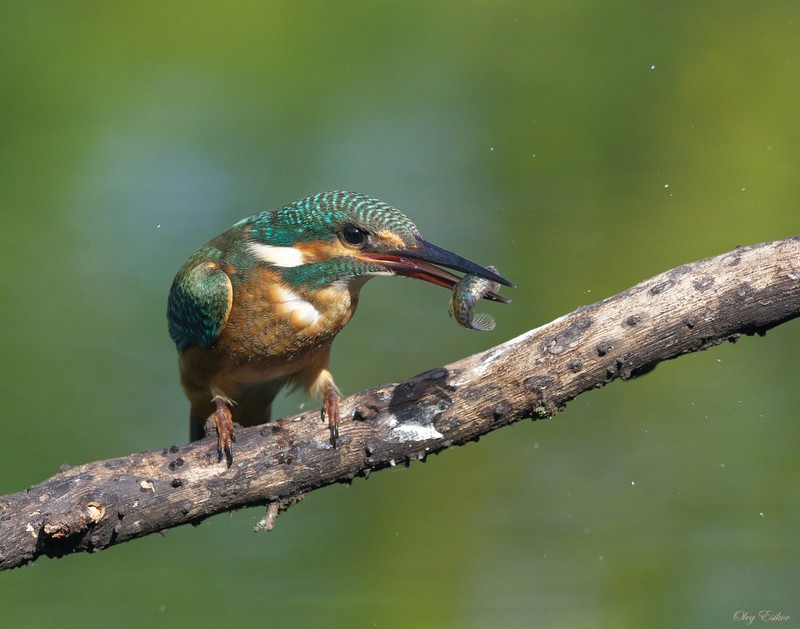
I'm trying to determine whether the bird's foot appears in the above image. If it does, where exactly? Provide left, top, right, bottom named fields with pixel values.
left=322, top=387, right=340, bottom=447
left=210, top=398, right=235, bottom=465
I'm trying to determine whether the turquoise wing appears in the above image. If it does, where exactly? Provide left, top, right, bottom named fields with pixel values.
left=167, top=260, right=233, bottom=350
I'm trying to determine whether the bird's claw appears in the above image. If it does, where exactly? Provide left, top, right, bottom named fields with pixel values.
left=211, top=400, right=235, bottom=466
left=323, top=388, right=340, bottom=447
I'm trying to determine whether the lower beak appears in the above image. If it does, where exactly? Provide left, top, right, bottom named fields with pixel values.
left=359, top=238, right=513, bottom=303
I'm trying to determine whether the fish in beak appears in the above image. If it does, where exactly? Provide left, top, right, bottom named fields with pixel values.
left=360, top=237, right=513, bottom=303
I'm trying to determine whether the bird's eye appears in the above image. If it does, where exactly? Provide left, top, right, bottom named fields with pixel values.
left=340, top=224, right=369, bottom=247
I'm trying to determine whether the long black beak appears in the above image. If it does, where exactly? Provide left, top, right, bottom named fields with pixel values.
left=359, top=237, right=514, bottom=303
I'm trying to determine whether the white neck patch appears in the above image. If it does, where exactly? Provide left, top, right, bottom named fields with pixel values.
left=274, top=285, right=322, bottom=327
left=248, top=242, right=306, bottom=267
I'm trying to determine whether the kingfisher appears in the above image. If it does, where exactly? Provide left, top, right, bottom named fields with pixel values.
left=167, top=191, right=512, bottom=462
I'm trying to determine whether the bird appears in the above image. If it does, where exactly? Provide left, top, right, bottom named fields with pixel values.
left=167, top=191, right=512, bottom=463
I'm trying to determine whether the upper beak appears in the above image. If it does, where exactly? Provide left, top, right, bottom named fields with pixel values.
left=359, top=237, right=514, bottom=303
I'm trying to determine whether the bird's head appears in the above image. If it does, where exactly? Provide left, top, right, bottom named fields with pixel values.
left=243, top=191, right=512, bottom=301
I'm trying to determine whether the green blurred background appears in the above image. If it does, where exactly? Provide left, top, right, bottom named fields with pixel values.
left=1, top=2, right=798, bottom=627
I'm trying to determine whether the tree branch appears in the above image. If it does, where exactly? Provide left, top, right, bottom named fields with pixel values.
left=2, top=236, right=798, bottom=571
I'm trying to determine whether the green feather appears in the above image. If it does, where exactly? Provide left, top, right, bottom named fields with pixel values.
left=281, top=257, right=387, bottom=289
left=248, top=191, right=419, bottom=247
left=167, top=251, right=232, bottom=350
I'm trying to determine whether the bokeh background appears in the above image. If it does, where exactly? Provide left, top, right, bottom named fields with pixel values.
left=1, top=2, right=798, bottom=627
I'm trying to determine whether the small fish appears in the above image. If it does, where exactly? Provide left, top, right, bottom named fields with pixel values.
left=449, top=265, right=501, bottom=331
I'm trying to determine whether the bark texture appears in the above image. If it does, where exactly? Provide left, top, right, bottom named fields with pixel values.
left=1, top=236, right=798, bottom=571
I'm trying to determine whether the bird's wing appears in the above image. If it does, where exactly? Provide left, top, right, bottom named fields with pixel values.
left=167, top=261, right=233, bottom=350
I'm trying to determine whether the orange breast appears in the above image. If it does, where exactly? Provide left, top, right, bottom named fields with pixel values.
left=179, top=267, right=359, bottom=397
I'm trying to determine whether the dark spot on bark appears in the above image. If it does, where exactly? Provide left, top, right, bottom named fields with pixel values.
left=542, top=339, right=564, bottom=355
left=597, top=341, right=612, bottom=356
left=523, top=376, right=554, bottom=391
left=699, top=335, right=715, bottom=350
left=493, top=402, right=511, bottom=421
left=540, top=316, right=594, bottom=355
left=423, top=367, right=448, bottom=382
left=260, top=423, right=282, bottom=437
left=613, top=354, right=645, bottom=380
left=693, top=276, right=714, bottom=291
left=171, top=479, right=182, bottom=488
left=629, top=363, right=658, bottom=378
left=649, top=280, right=674, bottom=295
left=670, top=265, right=692, bottom=278
left=393, top=381, right=415, bottom=402
left=567, top=359, right=583, bottom=373
left=168, top=457, right=184, bottom=471
left=626, top=314, right=642, bottom=327
left=388, top=383, right=452, bottom=424
left=168, top=445, right=180, bottom=454
left=274, top=450, right=294, bottom=465
left=684, top=317, right=697, bottom=328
